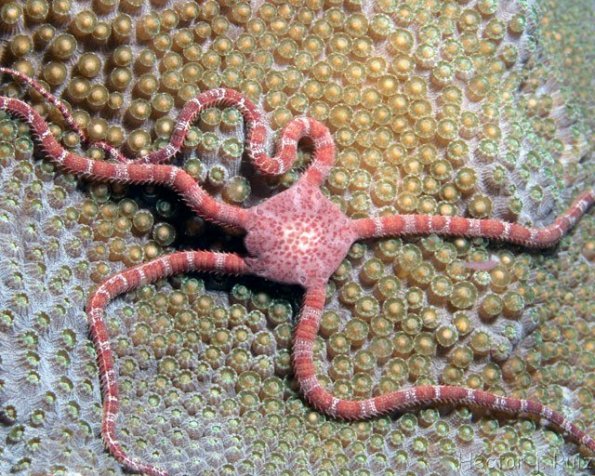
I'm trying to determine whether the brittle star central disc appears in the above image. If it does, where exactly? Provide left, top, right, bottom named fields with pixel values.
left=244, top=180, right=357, bottom=288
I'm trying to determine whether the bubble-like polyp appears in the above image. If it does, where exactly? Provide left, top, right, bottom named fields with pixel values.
left=1, top=0, right=594, bottom=475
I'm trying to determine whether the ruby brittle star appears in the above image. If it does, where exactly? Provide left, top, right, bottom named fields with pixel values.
left=0, top=67, right=593, bottom=476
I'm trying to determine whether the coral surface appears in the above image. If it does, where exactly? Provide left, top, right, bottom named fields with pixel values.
left=0, top=0, right=593, bottom=475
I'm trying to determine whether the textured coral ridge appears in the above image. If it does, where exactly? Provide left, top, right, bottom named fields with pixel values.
left=0, top=1, right=594, bottom=476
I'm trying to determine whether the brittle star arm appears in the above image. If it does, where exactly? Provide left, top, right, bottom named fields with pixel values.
left=0, top=67, right=336, bottom=187
left=0, top=66, right=126, bottom=161
left=127, top=88, right=336, bottom=189
left=293, top=287, right=595, bottom=452
left=351, top=190, right=595, bottom=247
left=87, top=251, right=250, bottom=476
left=102, top=91, right=335, bottom=188
left=0, top=95, right=252, bottom=228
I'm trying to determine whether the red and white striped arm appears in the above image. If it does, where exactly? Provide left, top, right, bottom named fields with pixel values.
left=1, top=65, right=337, bottom=181
left=352, top=190, right=595, bottom=248
left=137, top=88, right=336, bottom=186
left=290, top=117, right=335, bottom=188
left=0, top=66, right=87, bottom=141
left=0, top=96, right=250, bottom=228
left=86, top=251, right=249, bottom=476
left=293, top=288, right=595, bottom=452
left=0, top=66, right=137, bottom=162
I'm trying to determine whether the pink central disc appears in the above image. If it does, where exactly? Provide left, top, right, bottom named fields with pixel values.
left=244, top=181, right=356, bottom=288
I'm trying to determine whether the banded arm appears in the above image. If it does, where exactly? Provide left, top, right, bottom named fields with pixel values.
left=0, top=66, right=125, bottom=161
left=293, top=287, right=595, bottom=452
left=353, top=190, right=595, bottom=247
left=0, top=67, right=336, bottom=185
left=134, top=88, right=336, bottom=187
left=0, top=96, right=250, bottom=228
left=0, top=65, right=337, bottom=212
left=87, top=251, right=249, bottom=476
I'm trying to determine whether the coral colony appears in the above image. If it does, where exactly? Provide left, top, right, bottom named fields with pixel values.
left=0, top=67, right=593, bottom=475
left=0, top=1, right=594, bottom=475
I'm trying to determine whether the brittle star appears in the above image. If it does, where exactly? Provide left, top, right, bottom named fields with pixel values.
left=1, top=67, right=593, bottom=476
